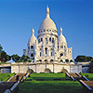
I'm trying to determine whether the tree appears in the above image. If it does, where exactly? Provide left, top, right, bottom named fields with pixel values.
left=0, top=51, right=7, bottom=62
left=65, top=59, right=69, bottom=62
left=12, top=54, right=20, bottom=62
left=6, top=54, right=11, bottom=61
left=70, top=60, right=73, bottom=62
left=60, top=60, right=63, bottom=62
left=20, top=55, right=30, bottom=62
left=0, top=44, right=11, bottom=62
left=75, top=55, right=93, bottom=62
left=0, top=44, right=3, bottom=51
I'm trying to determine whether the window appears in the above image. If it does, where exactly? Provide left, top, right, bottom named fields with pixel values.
left=51, top=52, right=53, bottom=56
left=51, top=48, right=53, bottom=56
left=52, top=38, right=54, bottom=43
left=60, top=53, right=63, bottom=57
left=60, top=45, right=63, bottom=48
left=40, top=52, right=41, bottom=56
left=38, top=39, right=40, bottom=43
left=49, top=37, right=51, bottom=42
left=31, top=46, right=33, bottom=49
left=41, top=38, right=43, bottom=41
left=28, top=46, right=30, bottom=49
left=45, top=48, right=47, bottom=54
left=31, top=54, right=33, bottom=57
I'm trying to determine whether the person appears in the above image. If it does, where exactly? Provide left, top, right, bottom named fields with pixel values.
left=16, top=75, right=19, bottom=81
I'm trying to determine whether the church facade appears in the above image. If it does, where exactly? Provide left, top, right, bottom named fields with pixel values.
left=23, top=6, right=72, bottom=63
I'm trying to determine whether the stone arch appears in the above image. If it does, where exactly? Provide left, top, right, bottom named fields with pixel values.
left=26, top=69, right=34, bottom=74
left=44, top=59, right=48, bottom=63
left=43, top=68, right=51, bottom=73
left=50, top=59, right=53, bottom=62
left=39, top=59, right=42, bottom=63
left=60, top=69, right=68, bottom=73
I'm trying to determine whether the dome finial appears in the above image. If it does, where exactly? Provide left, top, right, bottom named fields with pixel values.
left=60, top=27, right=63, bottom=35
left=46, top=5, right=50, bottom=18
left=32, top=28, right=34, bottom=36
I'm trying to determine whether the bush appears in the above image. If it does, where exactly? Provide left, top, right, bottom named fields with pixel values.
left=65, top=59, right=69, bottom=62
left=60, top=60, right=63, bottom=62
left=70, top=60, right=73, bottom=62
left=28, top=60, right=31, bottom=62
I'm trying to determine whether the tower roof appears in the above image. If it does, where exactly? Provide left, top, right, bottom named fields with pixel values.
left=58, top=27, right=67, bottom=43
left=39, top=6, right=57, bottom=31
left=28, top=29, right=37, bottom=45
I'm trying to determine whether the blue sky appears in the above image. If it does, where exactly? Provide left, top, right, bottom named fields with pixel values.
left=0, top=0, right=93, bottom=60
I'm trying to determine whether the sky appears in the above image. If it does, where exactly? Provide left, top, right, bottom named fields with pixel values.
left=0, top=0, right=93, bottom=61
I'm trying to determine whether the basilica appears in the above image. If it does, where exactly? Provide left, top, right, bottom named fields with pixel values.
left=23, top=6, right=72, bottom=63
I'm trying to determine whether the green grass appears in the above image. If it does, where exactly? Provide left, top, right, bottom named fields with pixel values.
left=26, top=73, right=69, bottom=81
left=18, top=73, right=92, bottom=93
left=18, top=81, right=85, bottom=93
left=80, top=73, right=93, bottom=80
left=0, top=73, right=15, bottom=82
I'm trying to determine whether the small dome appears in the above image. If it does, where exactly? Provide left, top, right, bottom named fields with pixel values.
left=39, top=6, right=57, bottom=31
left=58, top=28, right=66, bottom=43
left=28, top=29, right=37, bottom=44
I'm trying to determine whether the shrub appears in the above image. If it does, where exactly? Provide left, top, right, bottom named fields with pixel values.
left=65, top=59, right=69, bottom=62
left=70, top=60, right=73, bottom=62
left=60, top=60, right=63, bottom=62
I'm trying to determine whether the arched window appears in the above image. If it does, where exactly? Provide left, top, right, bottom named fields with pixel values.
left=31, top=54, right=33, bottom=57
left=51, top=48, right=53, bottom=56
left=31, top=46, right=33, bottom=49
left=38, top=39, right=40, bottom=43
left=41, top=38, right=42, bottom=41
left=40, top=48, right=41, bottom=56
left=60, top=53, right=63, bottom=57
left=49, top=37, right=51, bottom=42
left=46, top=38, right=48, bottom=44
left=40, top=52, right=41, bottom=56
left=60, top=45, right=63, bottom=48
left=64, top=45, right=66, bottom=48
left=52, top=38, right=54, bottom=43
left=45, top=48, right=47, bottom=54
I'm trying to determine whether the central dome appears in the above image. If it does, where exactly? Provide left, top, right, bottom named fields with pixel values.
left=39, top=6, right=57, bottom=31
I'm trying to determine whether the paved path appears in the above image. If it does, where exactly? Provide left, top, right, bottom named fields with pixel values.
left=68, top=73, right=86, bottom=81
left=0, top=73, right=26, bottom=93
left=68, top=73, right=93, bottom=92
left=83, top=81, right=93, bottom=89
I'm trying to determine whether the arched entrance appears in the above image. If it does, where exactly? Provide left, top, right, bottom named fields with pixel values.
left=43, top=68, right=51, bottom=73
left=60, top=69, right=68, bottom=73
left=26, top=69, right=34, bottom=74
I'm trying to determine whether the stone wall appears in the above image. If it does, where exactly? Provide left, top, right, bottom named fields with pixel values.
left=11, top=62, right=82, bottom=73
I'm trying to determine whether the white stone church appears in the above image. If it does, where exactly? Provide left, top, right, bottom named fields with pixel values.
left=23, top=6, right=72, bottom=63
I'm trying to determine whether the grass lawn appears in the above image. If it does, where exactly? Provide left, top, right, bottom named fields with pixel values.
left=0, top=73, right=15, bottom=82
left=80, top=73, right=93, bottom=81
left=18, top=73, right=92, bottom=93
left=26, top=73, right=70, bottom=81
